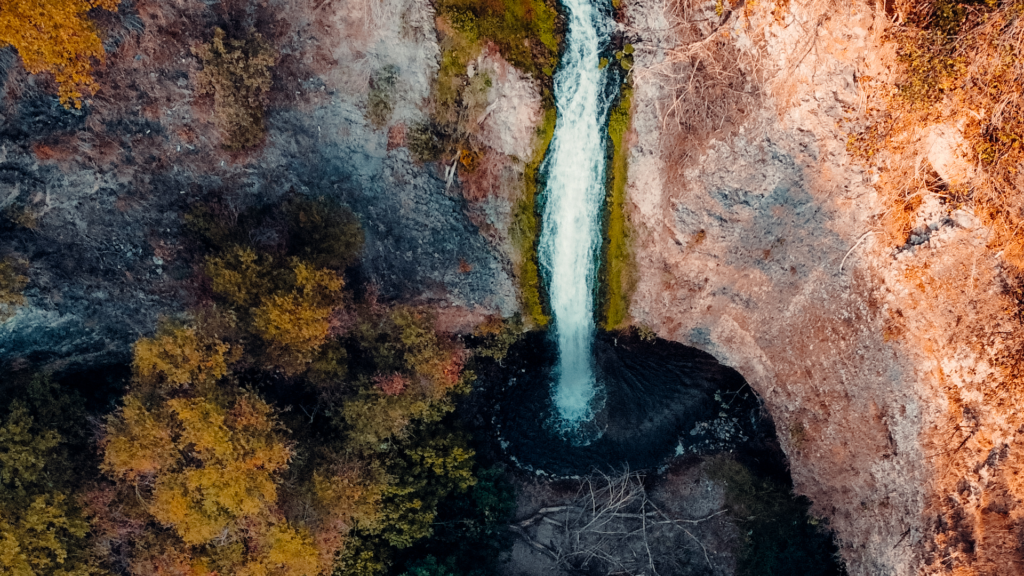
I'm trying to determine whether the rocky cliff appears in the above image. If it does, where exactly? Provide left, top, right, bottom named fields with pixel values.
left=0, top=0, right=526, bottom=371
left=624, top=0, right=1024, bottom=573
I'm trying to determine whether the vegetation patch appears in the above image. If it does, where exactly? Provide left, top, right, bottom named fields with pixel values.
left=434, top=0, right=560, bottom=79
left=0, top=257, right=28, bottom=322
left=854, top=0, right=1024, bottom=264
left=410, top=0, right=562, bottom=326
left=194, top=28, right=277, bottom=150
left=512, top=105, right=556, bottom=327
left=704, top=455, right=846, bottom=576
left=599, top=84, right=634, bottom=331
left=367, top=65, right=400, bottom=129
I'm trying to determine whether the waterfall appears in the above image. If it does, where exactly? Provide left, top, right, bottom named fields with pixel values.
left=538, top=0, right=610, bottom=424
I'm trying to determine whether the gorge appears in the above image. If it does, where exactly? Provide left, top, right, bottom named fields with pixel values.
left=3, top=0, right=1024, bottom=574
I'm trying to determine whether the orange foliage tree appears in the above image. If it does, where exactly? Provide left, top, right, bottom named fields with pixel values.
left=0, top=0, right=117, bottom=108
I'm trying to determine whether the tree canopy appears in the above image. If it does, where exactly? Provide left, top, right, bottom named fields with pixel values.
left=0, top=0, right=117, bottom=107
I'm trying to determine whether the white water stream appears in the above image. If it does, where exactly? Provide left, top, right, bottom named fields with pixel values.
left=538, top=0, right=610, bottom=424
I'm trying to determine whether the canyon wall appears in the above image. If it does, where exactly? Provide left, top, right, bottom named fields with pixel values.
left=624, top=0, right=1024, bottom=573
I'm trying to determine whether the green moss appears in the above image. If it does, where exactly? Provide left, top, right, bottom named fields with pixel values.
left=435, top=0, right=560, bottom=79
left=513, top=106, right=556, bottom=327
left=599, top=85, right=633, bottom=331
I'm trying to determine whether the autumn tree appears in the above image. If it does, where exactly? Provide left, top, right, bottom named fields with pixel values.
left=98, top=324, right=377, bottom=576
left=341, top=306, right=469, bottom=452
left=0, top=402, right=100, bottom=576
left=0, top=0, right=118, bottom=108
left=205, top=247, right=344, bottom=373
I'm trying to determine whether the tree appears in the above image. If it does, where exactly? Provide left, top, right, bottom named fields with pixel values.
left=252, top=261, right=344, bottom=370
left=101, top=327, right=323, bottom=575
left=0, top=403, right=99, bottom=576
left=132, top=322, right=233, bottom=390
left=99, top=324, right=381, bottom=576
left=0, top=0, right=118, bottom=108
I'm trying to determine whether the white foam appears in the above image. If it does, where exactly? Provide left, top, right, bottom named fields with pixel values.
left=538, top=0, right=609, bottom=423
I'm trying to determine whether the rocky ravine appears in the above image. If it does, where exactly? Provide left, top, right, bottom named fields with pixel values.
left=624, top=0, right=1024, bottom=574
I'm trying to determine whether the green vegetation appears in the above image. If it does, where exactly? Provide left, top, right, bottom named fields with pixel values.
left=194, top=28, right=277, bottom=150
left=599, top=85, right=634, bottom=331
left=513, top=106, right=556, bottom=327
left=704, top=456, right=845, bottom=576
left=434, top=0, right=559, bottom=79
left=411, top=0, right=562, bottom=319
left=0, top=257, right=28, bottom=322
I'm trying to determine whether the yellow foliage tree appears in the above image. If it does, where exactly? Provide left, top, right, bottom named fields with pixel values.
left=0, top=404, right=97, bottom=576
left=205, top=246, right=275, bottom=309
left=0, top=0, right=117, bottom=108
left=252, top=261, right=343, bottom=370
left=100, top=330, right=334, bottom=575
left=132, top=323, right=232, bottom=390
left=102, top=384, right=323, bottom=574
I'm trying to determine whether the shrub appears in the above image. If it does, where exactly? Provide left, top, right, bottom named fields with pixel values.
left=0, top=0, right=117, bottom=108
left=472, top=314, right=524, bottom=362
left=285, top=196, right=364, bottom=271
left=0, top=257, right=28, bottom=322
left=367, top=65, right=399, bottom=129
left=194, top=28, right=277, bottom=150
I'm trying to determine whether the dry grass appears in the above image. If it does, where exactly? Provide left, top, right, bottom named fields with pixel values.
left=634, top=0, right=770, bottom=179
left=849, top=0, right=1024, bottom=265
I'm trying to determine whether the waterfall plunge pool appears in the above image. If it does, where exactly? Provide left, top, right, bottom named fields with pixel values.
left=470, top=331, right=787, bottom=478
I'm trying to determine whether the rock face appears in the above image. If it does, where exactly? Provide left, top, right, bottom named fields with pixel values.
left=623, top=0, right=1024, bottom=573
left=0, top=0, right=521, bottom=369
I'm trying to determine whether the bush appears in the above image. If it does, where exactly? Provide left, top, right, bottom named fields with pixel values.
left=194, top=28, right=277, bottom=150
left=0, top=257, right=28, bottom=322
left=0, top=0, right=117, bottom=108
left=285, top=196, right=364, bottom=271
left=367, top=65, right=399, bottom=129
